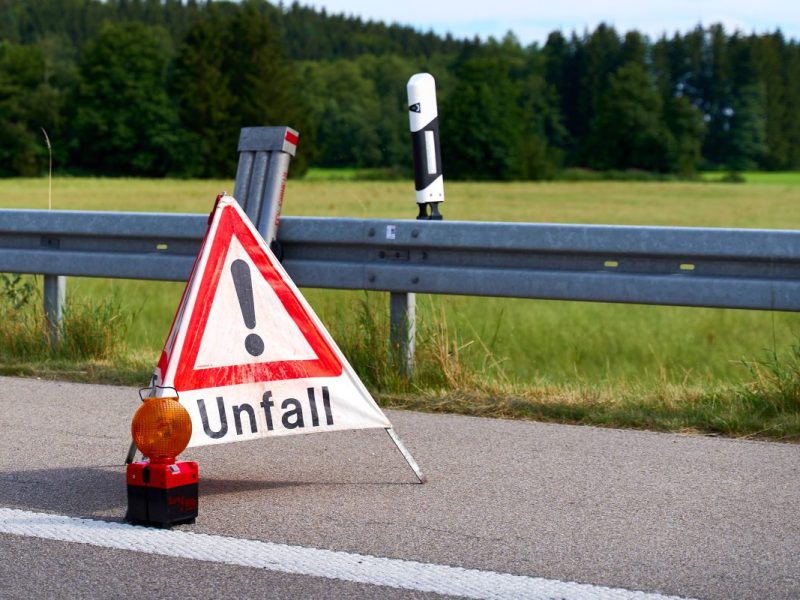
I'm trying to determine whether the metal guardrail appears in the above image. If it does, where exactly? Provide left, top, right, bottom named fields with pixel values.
left=3, top=208, right=800, bottom=312
left=281, top=218, right=800, bottom=312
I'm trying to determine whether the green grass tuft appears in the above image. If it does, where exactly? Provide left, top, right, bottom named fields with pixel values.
left=0, top=274, right=134, bottom=365
left=327, top=293, right=504, bottom=393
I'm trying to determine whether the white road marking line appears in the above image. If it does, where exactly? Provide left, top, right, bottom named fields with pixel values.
left=0, top=508, right=689, bottom=600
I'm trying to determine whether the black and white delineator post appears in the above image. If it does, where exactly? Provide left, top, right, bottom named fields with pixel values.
left=407, top=73, right=444, bottom=220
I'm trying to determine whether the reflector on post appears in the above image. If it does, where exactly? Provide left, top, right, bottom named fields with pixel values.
left=407, top=72, right=444, bottom=220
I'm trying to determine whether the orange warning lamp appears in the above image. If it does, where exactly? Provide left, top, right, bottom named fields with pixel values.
left=126, top=387, right=199, bottom=528
left=131, top=395, right=192, bottom=464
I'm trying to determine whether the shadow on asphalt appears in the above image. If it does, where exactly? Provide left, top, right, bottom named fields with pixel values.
left=0, top=467, right=126, bottom=516
left=0, top=466, right=418, bottom=518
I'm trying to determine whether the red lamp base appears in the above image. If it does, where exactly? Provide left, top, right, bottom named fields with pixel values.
left=125, top=460, right=198, bottom=528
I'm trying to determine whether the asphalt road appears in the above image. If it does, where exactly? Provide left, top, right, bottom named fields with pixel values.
left=0, top=376, right=798, bottom=599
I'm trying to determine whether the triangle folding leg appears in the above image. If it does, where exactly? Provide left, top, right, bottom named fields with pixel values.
left=386, top=427, right=427, bottom=483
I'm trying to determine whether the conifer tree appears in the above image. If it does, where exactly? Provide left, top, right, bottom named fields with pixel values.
left=70, top=22, right=189, bottom=175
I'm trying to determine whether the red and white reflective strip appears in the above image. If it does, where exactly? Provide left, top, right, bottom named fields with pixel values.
left=283, top=128, right=299, bottom=155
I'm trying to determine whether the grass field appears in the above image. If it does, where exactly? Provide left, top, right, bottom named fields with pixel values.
left=4, top=172, right=800, bottom=226
left=2, top=174, right=800, bottom=439
left=700, top=171, right=800, bottom=186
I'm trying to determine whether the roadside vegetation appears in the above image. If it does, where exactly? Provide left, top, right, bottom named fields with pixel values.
left=3, top=2, right=798, bottom=441
left=2, top=176, right=800, bottom=441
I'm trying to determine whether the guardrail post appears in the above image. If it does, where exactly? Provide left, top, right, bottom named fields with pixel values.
left=43, top=274, right=66, bottom=346
left=234, top=126, right=298, bottom=252
left=390, top=291, right=415, bottom=376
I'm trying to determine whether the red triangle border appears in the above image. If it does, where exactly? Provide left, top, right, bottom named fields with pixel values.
left=172, top=204, right=343, bottom=390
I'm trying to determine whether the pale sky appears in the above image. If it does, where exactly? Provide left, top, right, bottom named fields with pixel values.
left=305, top=0, right=799, bottom=45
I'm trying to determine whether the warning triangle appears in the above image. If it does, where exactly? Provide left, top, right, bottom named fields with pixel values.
left=152, top=196, right=391, bottom=448
left=168, top=201, right=342, bottom=390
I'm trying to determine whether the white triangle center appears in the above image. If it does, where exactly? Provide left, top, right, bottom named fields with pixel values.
left=193, top=236, right=318, bottom=369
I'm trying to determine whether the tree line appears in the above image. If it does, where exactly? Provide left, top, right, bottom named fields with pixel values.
left=1, top=0, right=798, bottom=179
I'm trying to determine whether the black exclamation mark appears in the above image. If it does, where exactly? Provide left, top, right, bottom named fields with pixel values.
left=230, top=259, right=264, bottom=356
